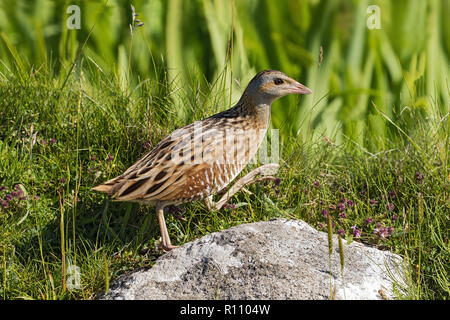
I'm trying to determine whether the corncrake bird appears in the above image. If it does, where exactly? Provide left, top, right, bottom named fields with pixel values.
left=92, top=70, right=312, bottom=251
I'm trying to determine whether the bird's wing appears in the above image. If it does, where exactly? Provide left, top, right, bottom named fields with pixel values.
left=91, top=116, right=255, bottom=202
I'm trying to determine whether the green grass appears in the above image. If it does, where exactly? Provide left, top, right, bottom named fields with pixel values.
left=1, top=0, right=449, bottom=148
left=0, top=0, right=449, bottom=300
left=0, top=64, right=448, bottom=299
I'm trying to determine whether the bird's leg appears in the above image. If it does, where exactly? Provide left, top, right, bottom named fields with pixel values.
left=240, top=187, right=254, bottom=195
left=156, top=204, right=179, bottom=251
left=204, top=195, right=214, bottom=211
left=214, top=163, right=280, bottom=210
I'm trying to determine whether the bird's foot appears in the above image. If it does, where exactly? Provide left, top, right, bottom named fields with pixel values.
left=156, top=237, right=179, bottom=252
left=160, top=242, right=179, bottom=252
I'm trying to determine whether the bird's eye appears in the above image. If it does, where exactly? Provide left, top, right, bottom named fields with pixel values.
left=274, top=78, right=284, bottom=85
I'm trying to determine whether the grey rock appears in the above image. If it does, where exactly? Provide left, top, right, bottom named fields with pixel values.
left=102, top=219, right=405, bottom=300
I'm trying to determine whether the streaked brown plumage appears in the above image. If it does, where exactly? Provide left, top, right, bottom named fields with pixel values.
left=92, top=70, right=312, bottom=251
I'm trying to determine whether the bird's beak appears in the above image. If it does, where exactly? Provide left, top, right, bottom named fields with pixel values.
left=289, top=80, right=312, bottom=95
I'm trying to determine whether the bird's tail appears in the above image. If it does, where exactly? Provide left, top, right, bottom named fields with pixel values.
left=91, top=177, right=120, bottom=195
left=91, top=184, right=113, bottom=193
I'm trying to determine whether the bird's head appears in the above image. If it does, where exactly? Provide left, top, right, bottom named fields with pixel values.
left=243, top=70, right=312, bottom=105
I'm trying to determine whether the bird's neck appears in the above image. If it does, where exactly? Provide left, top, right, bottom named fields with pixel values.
left=236, top=91, right=272, bottom=129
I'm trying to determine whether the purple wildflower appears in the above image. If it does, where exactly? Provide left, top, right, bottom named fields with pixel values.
left=60, top=178, right=66, bottom=184
left=369, top=199, right=377, bottom=206
left=346, top=200, right=354, bottom=207
left=107, top=153, right=114, bottom=163
left=90, top=155, right=97, bottom=161
left=415, top=171, right=424, bottom=183
left=165, top=205, right=178, bottom=214
left=388, top=190, right=396, bottom=198
left=379, top=228, right=389, bottom=238
left=49, top=138, right=56, bottom=144
left=313, top=180, right=320, bottom=188
left=365, top=217, right=374, bottom=224
left=337, top=229, right=345, bottom=236
left=274, top=178, right=281, bottom=187
left=387, top=203, right=394, bottom=211
left=339, top=212, right=347, bottom=219
left=164, top=205, right=186, bottom=221
left=40, top=139, right=47, bottom=146
left=223, top=203, right=236, bottom=210
left=351, top=225, right=361, bottom=238
left=321, top=209, right=329, bottom=217
left=143, top=141, right=152, bottom=150
left=373, top=224, right=393, bottom=238
left=391, top=215, right=398, bottom=222
left=337, top=202, right=346, bottom=211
